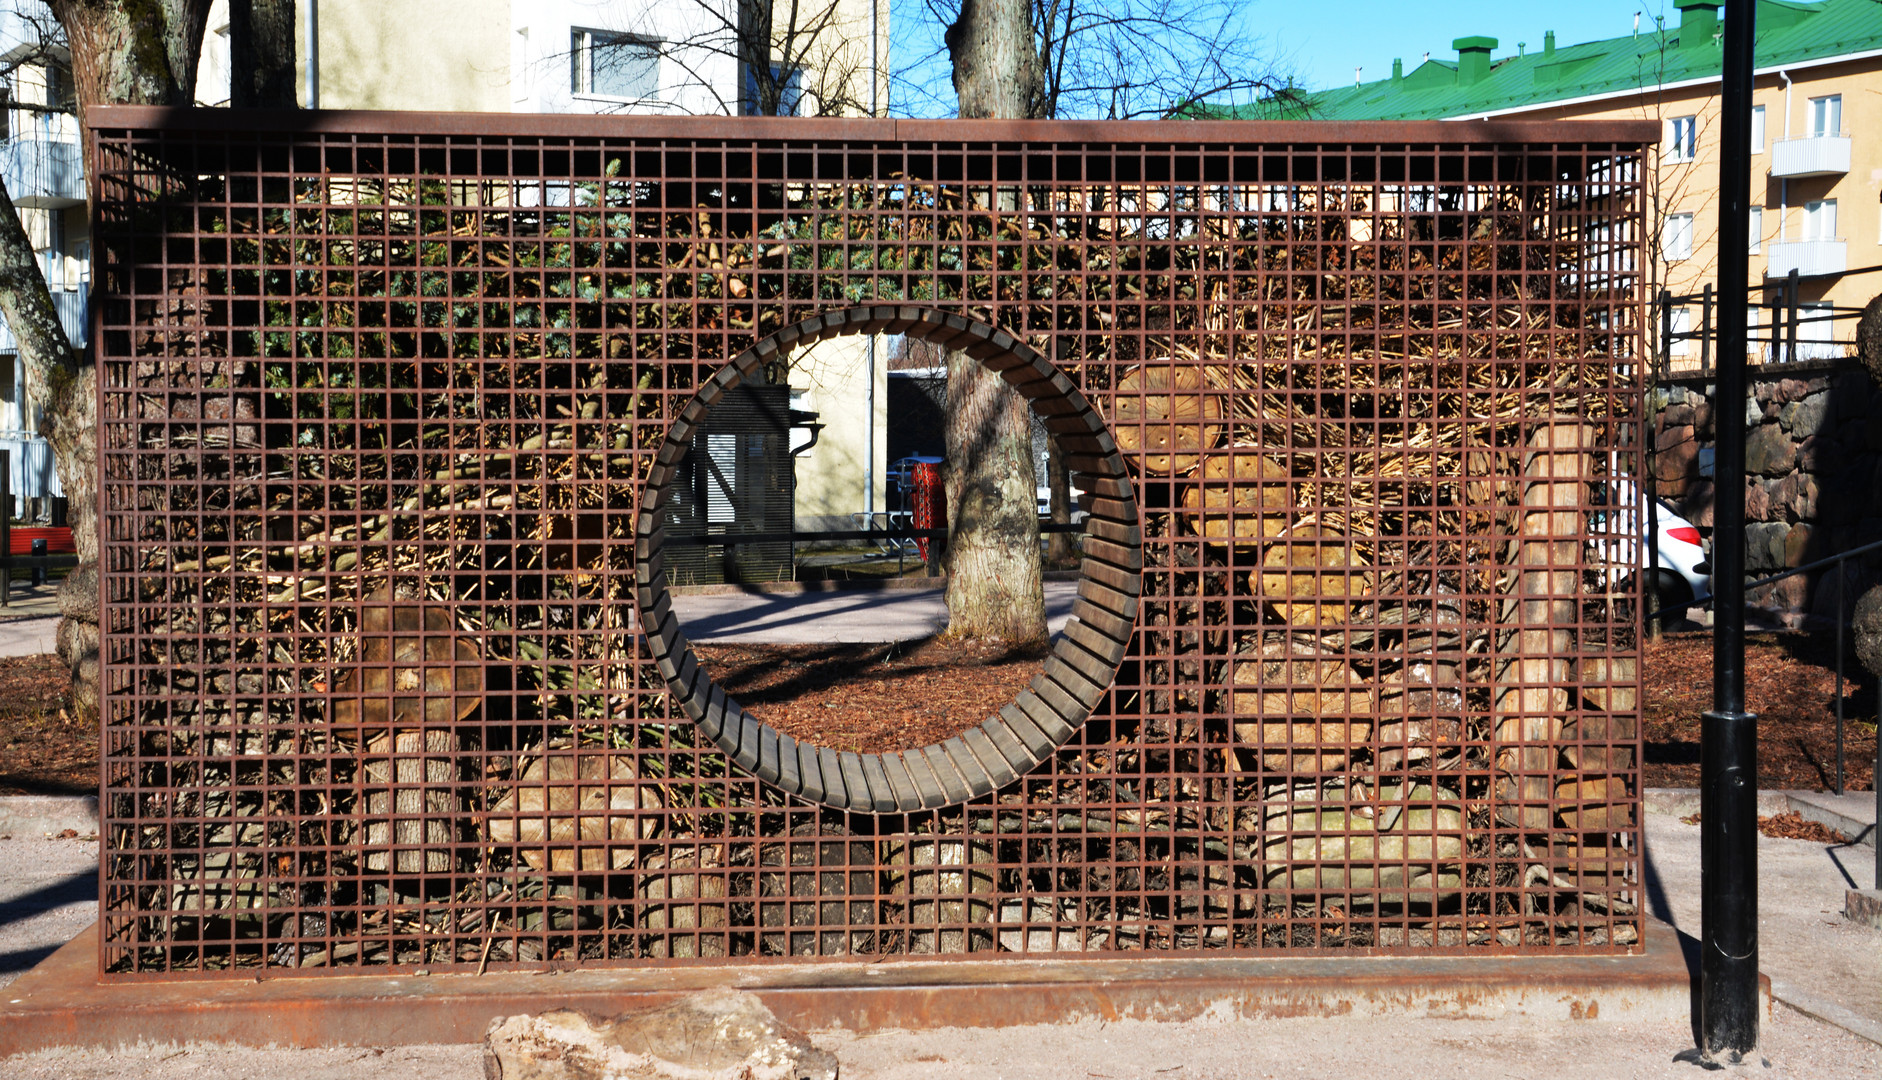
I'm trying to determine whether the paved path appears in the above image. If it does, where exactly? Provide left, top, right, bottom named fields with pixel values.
left=0, top=836, right=94, bottom=993
left=1643, top=810, right=1879, bottom=1044
left=669, top=580, right=1080, bottom=643
left=0, top=616, right=55, bottom=658
left=0, top=581, right=1087, bottom=659
left=0, top=578, right=62, bottom=657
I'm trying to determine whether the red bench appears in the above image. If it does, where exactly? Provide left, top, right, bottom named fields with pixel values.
left=4, top=526, right=75, bottom=555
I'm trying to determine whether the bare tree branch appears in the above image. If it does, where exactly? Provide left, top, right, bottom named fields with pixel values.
left=900, top=0, right=1294, bottom=119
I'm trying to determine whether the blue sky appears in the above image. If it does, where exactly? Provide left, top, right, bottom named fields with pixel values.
left=1271, top=0, right=1684, bottom=91
left=889, top=0, right=1695, bottom=115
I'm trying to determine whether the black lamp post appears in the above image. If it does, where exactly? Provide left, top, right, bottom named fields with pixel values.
left=1700, top=0, right=1759, bottom=1061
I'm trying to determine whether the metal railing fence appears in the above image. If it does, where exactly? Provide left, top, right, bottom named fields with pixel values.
left=1652, top=263, right=1882, bottom=380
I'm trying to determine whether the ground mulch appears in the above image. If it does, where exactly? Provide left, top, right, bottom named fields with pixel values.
left=693, top=637, right=1049, bottom=755
left=1642, top=633, right=1877, bottom=792
left=1681, top=809, right=1856, bottom=844
left=0, top=631, right=1874, bottom=795
left=1756, top=810, right=1853, bottom=844
left=0, top=653, right=84, bottom=796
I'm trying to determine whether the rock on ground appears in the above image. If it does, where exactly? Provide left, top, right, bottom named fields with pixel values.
left=483, top=989, right=838, bottom=1080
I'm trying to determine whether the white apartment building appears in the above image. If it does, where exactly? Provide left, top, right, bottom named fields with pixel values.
left=0, top=0, right=84, bottom=516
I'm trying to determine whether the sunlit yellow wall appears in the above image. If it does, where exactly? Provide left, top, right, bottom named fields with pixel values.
left=307, top=0, right=511, bottom=111
left=789, top=336, right=887, bottom=526
left=775, top=0, right=888, bottom=116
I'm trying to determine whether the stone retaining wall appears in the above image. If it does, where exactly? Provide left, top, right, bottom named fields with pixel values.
left=1653, top=359, right=1879, bottom=626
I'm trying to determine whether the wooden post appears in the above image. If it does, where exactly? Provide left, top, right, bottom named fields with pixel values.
left=336, top=587, right=483, bottom=875
left=1493, top=421, right=1592, bottom=830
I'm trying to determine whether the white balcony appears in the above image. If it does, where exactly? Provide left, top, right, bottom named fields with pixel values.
left=0, top=288, right=87, bottom=351
left=0, top=131, right=84, bottom=208
left=0, top=435, right=60, bottom=502
left=1769, top=135, right=1851, bottom=178
left=1765, top=239, right=1846, bottom=279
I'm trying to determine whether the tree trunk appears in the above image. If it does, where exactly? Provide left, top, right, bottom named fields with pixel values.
left=940, top=0, right=1048, bottom=643
left=40, top=0, right=215, bottom=712
left=0, top=181, right=79, bottom=424
left=945, top=0, right=1043, bottom=120
left=50, top=0, right=213, bottom=122
left=1045, top=438, right=1075, bottom=566
left=229, top=0, right=297, bottom=108
left=942, top=348, right=1046, bottom=642
left=1492, top=422, right=1592, bottom=831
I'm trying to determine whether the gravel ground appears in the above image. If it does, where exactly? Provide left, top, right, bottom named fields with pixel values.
left=2, top=820, right=1878, bottom=1078
left=0, top=835, right=94, bottom=992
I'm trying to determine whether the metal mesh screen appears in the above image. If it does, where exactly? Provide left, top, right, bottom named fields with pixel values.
left=91, top=111, right=1652, bottom=978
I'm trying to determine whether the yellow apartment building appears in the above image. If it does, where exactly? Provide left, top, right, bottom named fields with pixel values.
left=1259, top=0, right=1882, bottom=369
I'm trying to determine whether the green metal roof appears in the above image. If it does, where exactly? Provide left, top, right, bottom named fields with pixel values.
left=1210, top=0, right=1882, bottom=120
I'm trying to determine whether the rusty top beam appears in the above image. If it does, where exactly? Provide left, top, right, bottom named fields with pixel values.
left=86, top=105, right=1661, bottom=147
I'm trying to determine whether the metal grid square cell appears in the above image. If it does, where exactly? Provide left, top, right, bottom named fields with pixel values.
left=90, top=110, right=1653, bottom=978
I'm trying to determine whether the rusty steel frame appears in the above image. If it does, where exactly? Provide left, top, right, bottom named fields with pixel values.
left=89, top=109, right=1656, bottom=980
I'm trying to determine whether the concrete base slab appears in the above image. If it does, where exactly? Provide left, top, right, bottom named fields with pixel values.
left=1641, top=788, right=1791, bottom=819
left=1848, top=889, right=1882, bottom=930
left=0, top=919, right=1720, bottom=1057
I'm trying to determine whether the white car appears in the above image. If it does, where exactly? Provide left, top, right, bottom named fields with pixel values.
left=1036, top=482, right=1087, bottom=519
left=1590, top=478, right=1710, bottom=611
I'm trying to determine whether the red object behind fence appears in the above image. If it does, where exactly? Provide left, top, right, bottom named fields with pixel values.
left=910, top=461, right=945, bottom=562
left=6, top=527, right=74, bottom=556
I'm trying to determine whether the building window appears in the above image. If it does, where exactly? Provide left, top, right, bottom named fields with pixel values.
left=1798, top=302, right=1835, bottom=360
left=1808, top=94, right=1841, bottom=138
left=571, top=28, right=661, bottom=100
left=1803, top=199, right=1837, bottom=242
left=742, top=63, right=804, bottom=115
left=1666, top=115, right=1697, bottom=162
left=1750, top=105, right=1764, bottom=153
left=46, top=63, right=73, bottom=111
left=1669, top=307, right=1693, bottom=356
left=1749, top=206, right=1762, bottom=253
left=704, top=433, right=737, bottom=522
left=42, top=212, right=64, bottom=290
left=1662, top=212, right=1695, bottom=262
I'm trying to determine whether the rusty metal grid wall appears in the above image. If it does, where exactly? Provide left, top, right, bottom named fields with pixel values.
left=90, top=111, right=1652, bottom=979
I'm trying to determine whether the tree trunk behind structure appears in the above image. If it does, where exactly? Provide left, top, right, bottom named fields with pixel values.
left=51, top=0, right=213, bottom=122
left=1045, top=439, right=1075, bottom=566
left=940, top=0, right=1048, bottom=643
left=944, top=0, right=1044, bottom=120
left=942, top=347, right=1047, bottom=643
left=229, top=0, right=297, bottom=108
left=41, top=0, right=216, bottom=712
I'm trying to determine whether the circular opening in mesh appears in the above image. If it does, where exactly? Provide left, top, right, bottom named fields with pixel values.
left=636, top=307, right=1141, bottom=812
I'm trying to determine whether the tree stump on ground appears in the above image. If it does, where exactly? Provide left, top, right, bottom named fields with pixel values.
left=1853, top=583, right=1882, bottom=678
left=1857, top=293, right=1882, bottom=386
